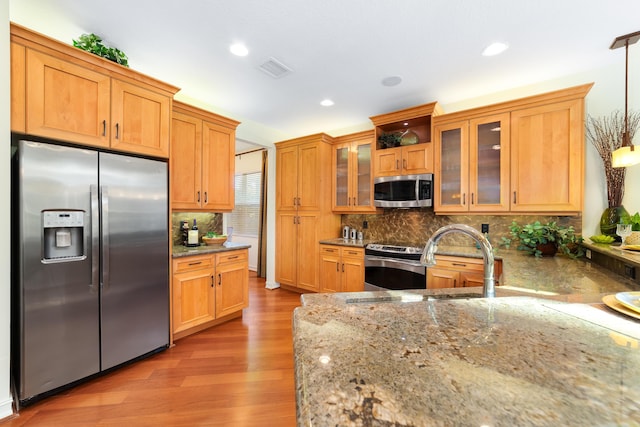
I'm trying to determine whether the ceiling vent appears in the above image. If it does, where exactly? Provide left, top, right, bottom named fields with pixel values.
left=258, top=57, right=292, bottom=79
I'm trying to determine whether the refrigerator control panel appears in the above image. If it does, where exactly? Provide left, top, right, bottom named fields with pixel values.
left=43, top=211, right=84, bottom=228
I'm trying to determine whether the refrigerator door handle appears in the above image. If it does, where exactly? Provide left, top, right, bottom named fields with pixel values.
left=90, top=185, right=100, bottom=292
left=100, top=186, right=110, bottom=290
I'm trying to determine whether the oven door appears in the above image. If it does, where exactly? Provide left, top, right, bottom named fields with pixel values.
left=364, top=256, right=426, bottom=290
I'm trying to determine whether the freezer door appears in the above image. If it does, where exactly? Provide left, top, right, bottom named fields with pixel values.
left=99, top=152, right=169, bottom=370
left=17, top=141, right=100, bottom=401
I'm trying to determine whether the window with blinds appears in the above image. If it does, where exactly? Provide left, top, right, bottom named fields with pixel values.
left=228, top=172, right=261, bottom=237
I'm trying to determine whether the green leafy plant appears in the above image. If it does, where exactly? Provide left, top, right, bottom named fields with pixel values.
left=501, top=220, right=584, bottom=258
left=72, top=33, right=129, bottom=67
left=377, top=132, right=401, bottom=149
left=623, top=212, right=640, bottom=231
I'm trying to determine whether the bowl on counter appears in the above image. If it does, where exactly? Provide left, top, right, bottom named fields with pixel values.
left=202, top=235, right=227, bottom=246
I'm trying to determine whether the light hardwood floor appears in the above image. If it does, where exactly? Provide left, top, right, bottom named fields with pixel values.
left=1, top=272, right=302, bottom=426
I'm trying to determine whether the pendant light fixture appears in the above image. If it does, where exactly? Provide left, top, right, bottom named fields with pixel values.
left=610, top=30, right=640, bottom=168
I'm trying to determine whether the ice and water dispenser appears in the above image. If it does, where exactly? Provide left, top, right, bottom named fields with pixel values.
left=42, top=210, right=86, bottom=262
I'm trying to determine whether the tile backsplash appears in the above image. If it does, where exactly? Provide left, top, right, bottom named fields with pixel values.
left=171, top=212, right=223, bottom=246
left=341, top=208, right=582, bottom=248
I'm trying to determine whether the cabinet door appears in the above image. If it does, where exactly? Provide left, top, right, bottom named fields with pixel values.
left=402, top=144, right=432, bottom=174
left=427, top=267, right=459, bottom=289
left=171, top=112, right=203, bottom=209
left=319, top=246, right=341, bottom=293
left=215, top=257, right=249, bottom=318
left=297, top=214, right=320, bottom=292
left=373, top=147, right=401, bottom=177
left=202, top=120, right=235, bottom=211
left=341, top=249, right=364, bottom=292
left=434, top=121, right=469, bottom=212
left=469, top=114, right=510, bottom=212
left=275, top=213, right=298, bottom=286
left=11, top=42, right=26, bottom=133
left=297, top=142, right=322, bottom=211
left=276, top=145, right=299, bottom=211
left=352, top=141, right=374, bottom=211
left=110, top=78, right=171, bottom=158
left=26, top=49, right=111, bottom=147
left=332, top=143, right=351, bottom=211
left=172, top=268, right=215, bottom=334
left=510, top=99, right=584, bottom=213
left=460, top=271, right=484, bottom=288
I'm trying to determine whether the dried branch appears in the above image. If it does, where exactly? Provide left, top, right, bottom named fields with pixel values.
left=586, top=110, right=640, bottom=207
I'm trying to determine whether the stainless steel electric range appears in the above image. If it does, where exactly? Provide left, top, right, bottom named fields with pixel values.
left=364, top=243, right=426, bottom=291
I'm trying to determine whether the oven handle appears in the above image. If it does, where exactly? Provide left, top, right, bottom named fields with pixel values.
left=364, top=256, right=426, bottom=275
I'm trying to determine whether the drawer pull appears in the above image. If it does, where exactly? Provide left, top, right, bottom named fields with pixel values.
left=227, top=255, right=239, bottom=260
left=188, top=261, right=203, bottom=266
left=452, top=263, right=467, bottom=267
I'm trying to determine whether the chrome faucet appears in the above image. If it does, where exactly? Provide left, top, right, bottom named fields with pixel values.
left=421, top=224, right=495, bottom=298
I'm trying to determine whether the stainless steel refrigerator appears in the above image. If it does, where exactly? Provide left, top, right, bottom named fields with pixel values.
left=13, top=140, right=169, bottom=404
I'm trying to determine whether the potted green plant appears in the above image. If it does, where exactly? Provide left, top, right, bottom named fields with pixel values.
left=72, top=33, right=129, bottom=67
left=623, top=212, right=640, bottom=245
left=501, top=220, right=584, bottom=258
left=377, top=132, right=401, bottom=149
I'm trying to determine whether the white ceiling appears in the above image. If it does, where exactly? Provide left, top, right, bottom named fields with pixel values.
left=9, top=0, right=640, bottom=151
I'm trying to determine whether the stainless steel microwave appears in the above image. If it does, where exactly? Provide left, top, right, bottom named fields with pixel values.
left=373, top=173, right=433, bottom=208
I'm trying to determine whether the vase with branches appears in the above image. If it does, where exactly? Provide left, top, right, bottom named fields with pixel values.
left=586, top=110, right=640, bottom=237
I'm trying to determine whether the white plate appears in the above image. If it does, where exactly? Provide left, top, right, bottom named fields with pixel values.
left=615, top=292, right=640, bottom=314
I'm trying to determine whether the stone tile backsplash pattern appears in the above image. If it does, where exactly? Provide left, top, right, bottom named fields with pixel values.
left=342, top=209, right=582, bottom=248
left=171, top=213, right=223, bottom=246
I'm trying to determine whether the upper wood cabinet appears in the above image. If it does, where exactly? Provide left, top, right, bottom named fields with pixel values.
left=432, top=83, right=592, bottom=215
left=11, top=23, right=178, bottom=158
left=434, top=113, right=511, bottom=213
left=171, top=101, right=239, bottom=211
left=370, top=102, right=443, bottom=177
left=331, top=130, right=376, bottom=213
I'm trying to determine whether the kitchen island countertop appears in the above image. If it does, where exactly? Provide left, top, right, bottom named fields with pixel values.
left=293, top=248, right=640, bottom=426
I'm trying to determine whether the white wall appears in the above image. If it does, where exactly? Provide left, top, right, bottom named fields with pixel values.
left=1, top=2, right=13, bottom=420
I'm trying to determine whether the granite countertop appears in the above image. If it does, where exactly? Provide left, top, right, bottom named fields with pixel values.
left=293, top=245, right=640, bottom=425
left=172, top=242, right=251, bottom=258
left=582, top=239, right=640, bottom=267
left=319, top=238, right=372, bottom=248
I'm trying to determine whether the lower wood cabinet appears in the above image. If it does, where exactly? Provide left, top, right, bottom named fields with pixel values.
left=172, top=249, right=249, bottom=341
left=427, top=255, right=502, bottom=289
left=319, top=244, right=365, bottom=293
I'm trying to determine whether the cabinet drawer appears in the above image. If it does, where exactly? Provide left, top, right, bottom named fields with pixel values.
left=173, top=254, right=214, bottom=273
left=320, top=245, right=341, bottom=255
left=434, top=255, right=484, bottom=272
left=217, top=249, right=248, bottom=264
left=342, top=248, right=364, bottom=258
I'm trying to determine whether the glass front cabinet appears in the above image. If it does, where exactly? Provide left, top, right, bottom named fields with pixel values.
left=434, top=113, right=510, bottom=213
left=332, top=130, right=376, bottom=213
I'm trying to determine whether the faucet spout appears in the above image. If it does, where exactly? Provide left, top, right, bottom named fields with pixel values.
left=421, top=224, right=495, bottom=298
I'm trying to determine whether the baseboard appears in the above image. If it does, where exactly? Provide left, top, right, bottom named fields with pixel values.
left=0, top=396, right=15, bottom=422
left=265, top=280, right=280, bottom=290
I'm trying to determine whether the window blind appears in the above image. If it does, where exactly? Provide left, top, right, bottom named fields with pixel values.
left=228, top=172, right=261, bottom=236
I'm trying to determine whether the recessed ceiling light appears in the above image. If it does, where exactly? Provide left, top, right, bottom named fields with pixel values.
left=320, top=99, right=334, bottom=107
left=230, top=43, right=249, bottom=57
left=482, top=42, right=508, bottom=57
left=381, top=76, right=402, bottom=87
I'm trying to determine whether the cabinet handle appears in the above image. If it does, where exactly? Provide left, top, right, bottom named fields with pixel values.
left=452, top=263, right=467, bottom=267
left=204, top=192, right=208, bottom=203
left=211, top=275, right=214, bottom=287
left=115, top=123, right=119, bottom=139
left=188, top=261, right=203, bottom=266
left=218, top=273, right=222, bottom=286
left=336, top=263, right=339, bottom=272
left=197, top=191, right=200, bottom=203
left=513, top=191, right=517, bottom=204
left=462, top=193, right=466, bottom=205
left=293, top=197, right=297, bottom=206
left=297, top=197, right=301, bottom=205
left=454, top=279, right=457, bottom=287
left=403, top=159, right=407, bottom=169
left=471, top=193, right=475, bottom=205
left=348, top=197, right=351, bottom=206
left=228, top=255, right=239, bottom=260
left=396, top=160, right=400, bottom=170
left=342, top=263, right=345, bottom=272
left=102, top=120, right=106, bottom=137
